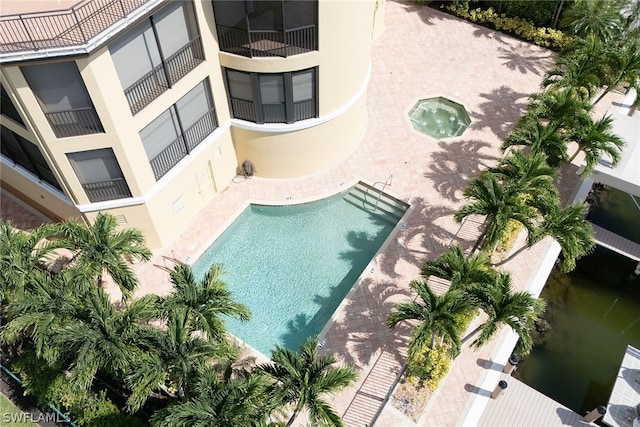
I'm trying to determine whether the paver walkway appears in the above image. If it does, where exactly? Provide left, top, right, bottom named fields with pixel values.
left=0, top=1, right=627, bottom=426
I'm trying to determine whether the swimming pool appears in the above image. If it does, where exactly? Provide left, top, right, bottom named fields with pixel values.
left=191, top=183, right=407, bottom=356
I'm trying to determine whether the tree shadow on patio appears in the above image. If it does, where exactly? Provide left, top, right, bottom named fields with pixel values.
left=311, top=277, right=414, bottom=368
left=470, top=85, right=530, bottom=139
left=498, top=44, right=555, bottom=76
left=472, top=25, right=513, bottom=46
left=424, top=139, right=497, bottom=202
left=393, top=0, right=463, bottom=27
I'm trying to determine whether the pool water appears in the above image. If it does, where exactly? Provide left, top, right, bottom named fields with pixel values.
left=191, top=189, right=403, bottom=356
left=514, top=248, right=640, bottom=414
left=408, top=97, right=471, bottom=139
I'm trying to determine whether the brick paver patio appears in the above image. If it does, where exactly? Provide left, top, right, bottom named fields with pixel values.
left=1, top=1, right=626, bottom=425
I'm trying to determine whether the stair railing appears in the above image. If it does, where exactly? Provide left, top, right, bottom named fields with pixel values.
left=370, top=175, right=393, bottom=212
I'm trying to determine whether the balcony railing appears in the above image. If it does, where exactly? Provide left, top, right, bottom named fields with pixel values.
left=149, top=109, right=217, bottom=180
left=0, top=0, right=155, bottom=55
left=124, top=36, right=204, bottom=115
left=216, top=25, right=317, bottom=58
left=44, top=108, right=104, bottom=138
left=294, top=99, right=316, bottom=121
left=231, top=98, right=316, bottom=124
left=230, top=99, right=257, bottom=122
left=82, top=177, right=131, bottom=202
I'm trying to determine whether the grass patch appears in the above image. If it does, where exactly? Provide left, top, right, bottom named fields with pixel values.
left=0, top=392, right=36, bottom=426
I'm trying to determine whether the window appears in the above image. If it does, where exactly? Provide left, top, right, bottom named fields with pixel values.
left=1, top=126, right=61, bottom=190
left=140, top=80, right=217, bottom=180
left=21, top=62, right=103, bottom=138
left=67, top=149, right=131, bottom=203
left=212, top=0, right=317, bottom=57
left=226, top=68, right=317, bottom=124
left=1, top=84, right=25, bottom=126
left=110, top=2, right=203, bottom=114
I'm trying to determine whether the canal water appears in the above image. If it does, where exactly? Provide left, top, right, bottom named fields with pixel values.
left=514, top=186, right=640, bottom=415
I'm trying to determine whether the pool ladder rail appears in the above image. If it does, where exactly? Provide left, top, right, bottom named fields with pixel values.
left=371, top=175, right=393, bottom=212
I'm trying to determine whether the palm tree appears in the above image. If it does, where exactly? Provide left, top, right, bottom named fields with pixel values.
left=2, top=268, right=90, bottom=360
left=542, top=54, right=603, bottom=102
left=466, top=272, right=545, bottom=355
left=420, top=245, right=496, bottom=292
left=454, top=173, right=538, bottom=252
left=258, top=336, right=357, bottom=427
left=568, top=114, right=625, bottom=176
left=488, top=150, right=558, bottom=198
left=534, top=201, right=596, bottom=273
left=387, top=281, right=473, bottom=359
left=501, top=119, right=569, bottom=167
left=560, top=0, right=624, bottom=41
left=51, top=287, right=158, bottom=393
left=151, top=365, right=272, bottom=427
left=527, top=87, right=593, bottom=130
left=595, top=39, right=640, bottom=104
left=58, top=212, right=152, bottom=299
left=126, top=307, right=236, bottom=412
left=162, top=263, right=251, bottom=342
left=0, top=220, right=59, bottom=305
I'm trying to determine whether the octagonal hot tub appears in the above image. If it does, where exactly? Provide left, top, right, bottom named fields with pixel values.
left=408, top=97, right=471, bottom=139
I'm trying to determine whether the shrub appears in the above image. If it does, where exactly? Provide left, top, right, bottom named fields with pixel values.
left=496, top=219, right=523, bottom=253
left=13, top=352, right=145, bottom=427
left=443, top=5, right=570, bottom=50
left=407, top=344, right=452, bottom=390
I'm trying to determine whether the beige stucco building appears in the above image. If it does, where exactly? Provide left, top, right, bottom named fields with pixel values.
left=0, top=0, right=384, bottom=248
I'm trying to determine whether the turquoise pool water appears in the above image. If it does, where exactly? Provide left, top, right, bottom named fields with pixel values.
left=191, top=189, right=402, bottom=356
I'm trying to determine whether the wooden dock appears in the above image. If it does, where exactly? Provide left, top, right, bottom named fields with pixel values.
left=592, top=224, right=640, bottom=262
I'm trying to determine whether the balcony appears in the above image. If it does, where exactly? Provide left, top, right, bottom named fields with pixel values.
left=0, top=0, right=163, bottom=61
left=149, top=109, right=217, bottom=180
left=44, top=108, right=104, bottom=138
left=217, top=25, right=317, bottom=58
left=82, top=177, right=131, bottom=203
left=124, top=36, right=204, bottom=115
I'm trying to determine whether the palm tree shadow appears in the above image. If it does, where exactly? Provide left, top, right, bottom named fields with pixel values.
left=498, top=45, right=555, bottom=76
left=424, top=139, right=497, bottom=202
left=393, top=0, right=463, bottom=26
left=379, top=197, right=462, bottom=278
left=470, top=86, right=530, bottom=139
left=472, top=25, right=512, bottom=46
left=315, top=278, right=414, bottom=367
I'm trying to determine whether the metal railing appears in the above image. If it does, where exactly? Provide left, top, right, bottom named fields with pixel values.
left=183, top=109, right=218, bottom=151
left=149, top=109, right=217, bottom=180
left=294, top=99, right=316, bottom=121
left=0, top=0, right=154, bottom=54
left=230, top=98, right=257, bottom=122
left=82, top=177, right=131, bottom=202
left=262, top=103, right=286, bottom=123
left=231, top=98, right=316, bottom=124
left=216, top=25, right=317, bottom=58
left=149, top=136, right=188, bottom=180
left=44, top=107, right=104, bottom=138
left=124, top=36, right=204, bottom=114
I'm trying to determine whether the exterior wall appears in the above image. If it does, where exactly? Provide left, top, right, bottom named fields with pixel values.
left=0, top=73, right=81, bottom=222
left=0, top=0, right=383, bottom=247
left=219, top=0, right=376, bottom=178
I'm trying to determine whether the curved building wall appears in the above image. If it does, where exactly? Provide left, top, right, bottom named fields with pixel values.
left=220, top=0, right=376, bottom=178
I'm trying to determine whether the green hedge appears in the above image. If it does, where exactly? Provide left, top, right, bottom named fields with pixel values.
left=13, top=352, right=145, bottom=427
left=443, top=5, right=569, bottom=50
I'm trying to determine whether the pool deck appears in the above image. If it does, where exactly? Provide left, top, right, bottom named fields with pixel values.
left=0, top=1, right=628, bottom=426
